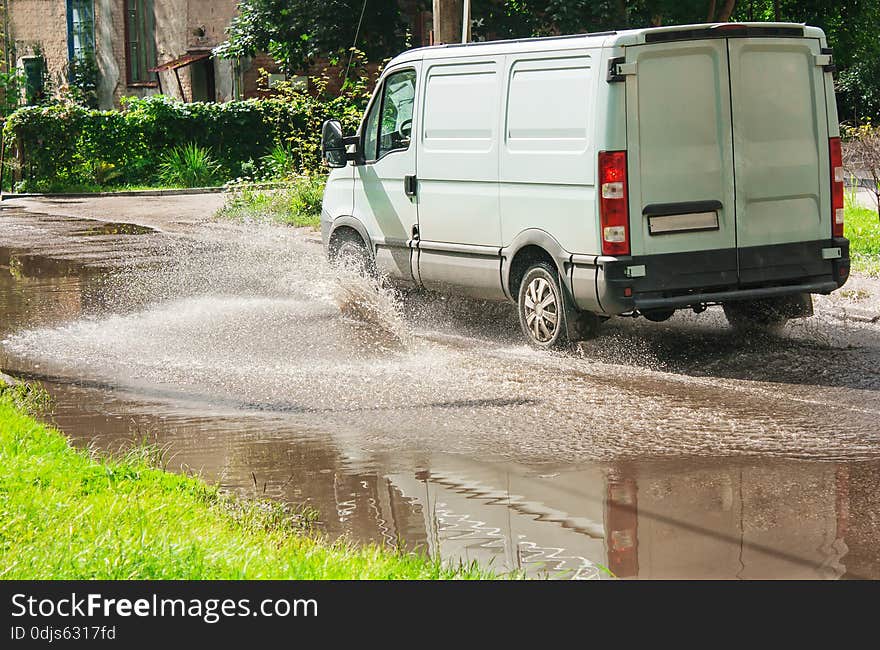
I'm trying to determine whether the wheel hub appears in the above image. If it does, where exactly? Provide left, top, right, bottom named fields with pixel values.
left=524, top=276, right=558, bottom=343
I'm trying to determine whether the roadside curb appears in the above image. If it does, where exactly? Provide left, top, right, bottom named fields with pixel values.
left=0, top=187, right=227, bottom=201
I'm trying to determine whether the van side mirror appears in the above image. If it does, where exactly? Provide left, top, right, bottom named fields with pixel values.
left=321, top=119, right=347, bottom=168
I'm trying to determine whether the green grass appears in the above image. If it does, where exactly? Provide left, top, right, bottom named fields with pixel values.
left=216, top=175, right=325, bottom=229
left=0, top=385, right=495, bottom=579
left=846, top=203, right=880, bottom=276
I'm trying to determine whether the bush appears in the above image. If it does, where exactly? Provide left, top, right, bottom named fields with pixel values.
left=842, top=122, right=880, bottom=220
left=158, top=143, right=222, bottom=188
left=260, top=143, right=300, bottom=180
left=3, top=65, right=372, bottom=191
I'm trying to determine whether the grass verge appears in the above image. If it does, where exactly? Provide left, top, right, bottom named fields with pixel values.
left=846, top=203, right=880, bottom=276
left=216, top=175, right=325, bottom=229
left=0, top=383, right=494, bottom=579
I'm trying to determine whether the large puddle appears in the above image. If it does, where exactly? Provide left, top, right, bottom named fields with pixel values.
left=2, top=208, right=879, bottom=579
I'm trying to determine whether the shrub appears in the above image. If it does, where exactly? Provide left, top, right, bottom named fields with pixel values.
left=842, top=122, right=880, bottom=220
left=158, top=143, right=222, bottom=188
left=260, top=143, right=300, bottom=180
left=3, top=62, right=374, bottom=191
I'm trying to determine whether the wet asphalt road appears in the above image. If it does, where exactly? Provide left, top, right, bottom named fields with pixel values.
left=1, top=200, right=879, bottom=579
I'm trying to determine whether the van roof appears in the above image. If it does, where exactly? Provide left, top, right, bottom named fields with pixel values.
left=388, top=22, right=826, bottom=66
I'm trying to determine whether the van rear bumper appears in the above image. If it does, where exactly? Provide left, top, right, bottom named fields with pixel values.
left=572, top=238, right=850, bottom=315
left=632, top=280, right=840, bottom=311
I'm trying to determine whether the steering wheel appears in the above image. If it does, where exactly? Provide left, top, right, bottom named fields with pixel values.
left=397, top=118, right=413, bottom=140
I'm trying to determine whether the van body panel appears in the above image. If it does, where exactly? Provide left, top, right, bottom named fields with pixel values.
left=728, top=38, right=830, bottom=253
left=499, top=53, right=599, bottom=254
left=500, top=228, right=576, bottom=299
left=320, top=166, right=354, bottom=251
left=416, top=248, right=506, bottom=300
left=417, top=59, right=502, bottom=247
left=625, top=39, right=737, bottom=261
left=571, top=263, right=602, bottom=313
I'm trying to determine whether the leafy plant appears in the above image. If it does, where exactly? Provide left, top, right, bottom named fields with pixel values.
left=218, top=174, right=327, bottom=228
left=158, top=143, right=223, bottom=188
left=215, top=0, right=406, bottom=75
left=67, top=52, right=99, bottom=109
left=86, top=160, right=123, bottom=185
left=260, top=142, right=300, bottom=180
left=0, top=70, right=23, bottom=118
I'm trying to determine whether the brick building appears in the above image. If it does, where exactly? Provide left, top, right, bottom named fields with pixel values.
left=3, top=1, right=436, bottom=110
left=6, top=1, right=242, bottom=108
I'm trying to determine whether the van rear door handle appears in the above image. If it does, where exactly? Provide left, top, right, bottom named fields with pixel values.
left=404, top=175, right=417, bottom=197
left=642, top=200, right=722, bottom=216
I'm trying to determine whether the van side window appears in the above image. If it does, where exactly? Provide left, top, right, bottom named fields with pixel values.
left=378, top=69, right=416, bottom=158
left=362, top=91, right=382, bottom=162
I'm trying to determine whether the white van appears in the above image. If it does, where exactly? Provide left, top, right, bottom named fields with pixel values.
left=320, top=22, right=850, bottom=348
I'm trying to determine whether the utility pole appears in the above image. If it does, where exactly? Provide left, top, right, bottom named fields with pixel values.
left=432, top=0, right=462, bottom=45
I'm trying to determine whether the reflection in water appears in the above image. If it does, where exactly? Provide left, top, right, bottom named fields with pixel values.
left=1, top=209, right=879, bottom=579
left=33, top=382, right=876, bottom=580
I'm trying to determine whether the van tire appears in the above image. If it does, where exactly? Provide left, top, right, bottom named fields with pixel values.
left=517, top=262, right=569, bottom=349
left=722, top=298, right=788, bottom=332
left=329, top=230, right=374, bottom=276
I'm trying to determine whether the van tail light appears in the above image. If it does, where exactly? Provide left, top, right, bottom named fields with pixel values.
left=830, top=137, right=844, bottom=238
left=598, top=150, right=630, bottom=256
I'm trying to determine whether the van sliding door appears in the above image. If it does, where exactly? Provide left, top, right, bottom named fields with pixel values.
left=415, top=58, right=506, bottom=300
left=727, top=38, right=832, bottom=285
left=625, top=39, right=738, bottom=291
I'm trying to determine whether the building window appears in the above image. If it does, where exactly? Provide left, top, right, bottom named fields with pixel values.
left=125, top=0, right=157, bottom=85
left=21, top=55, right=46, bottom=106
left=67, top=0, right=95, bottom=61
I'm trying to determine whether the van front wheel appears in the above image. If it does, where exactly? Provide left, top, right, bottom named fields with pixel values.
left=329, top=230, right=374, bottom=277
left=518, top=262, right=569, bottom=349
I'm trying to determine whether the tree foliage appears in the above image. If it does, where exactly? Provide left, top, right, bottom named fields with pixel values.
left=467, top=0, right=880, bottom=122
left=215, top=0, right=411, bottom=74
left=219, top=0, right=879, bottom=121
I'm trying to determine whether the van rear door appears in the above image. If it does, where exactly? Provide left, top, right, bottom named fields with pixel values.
left=624, top=39, right=739, bottom=292
left=625, top=33, right=832, bottom=291
left=728, top=37, right=831, bottom=284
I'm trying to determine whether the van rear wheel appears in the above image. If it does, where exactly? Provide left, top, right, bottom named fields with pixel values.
left=517, top=262, right=569, bottom=349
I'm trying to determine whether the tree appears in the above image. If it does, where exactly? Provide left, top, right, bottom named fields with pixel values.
left=215, top=0, right=410, bottom=75
left=843, top=124, right=880, bottom=221
left=467, top=0, right=877, bottom=123
left=732, top=0, right=880, bottom=123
